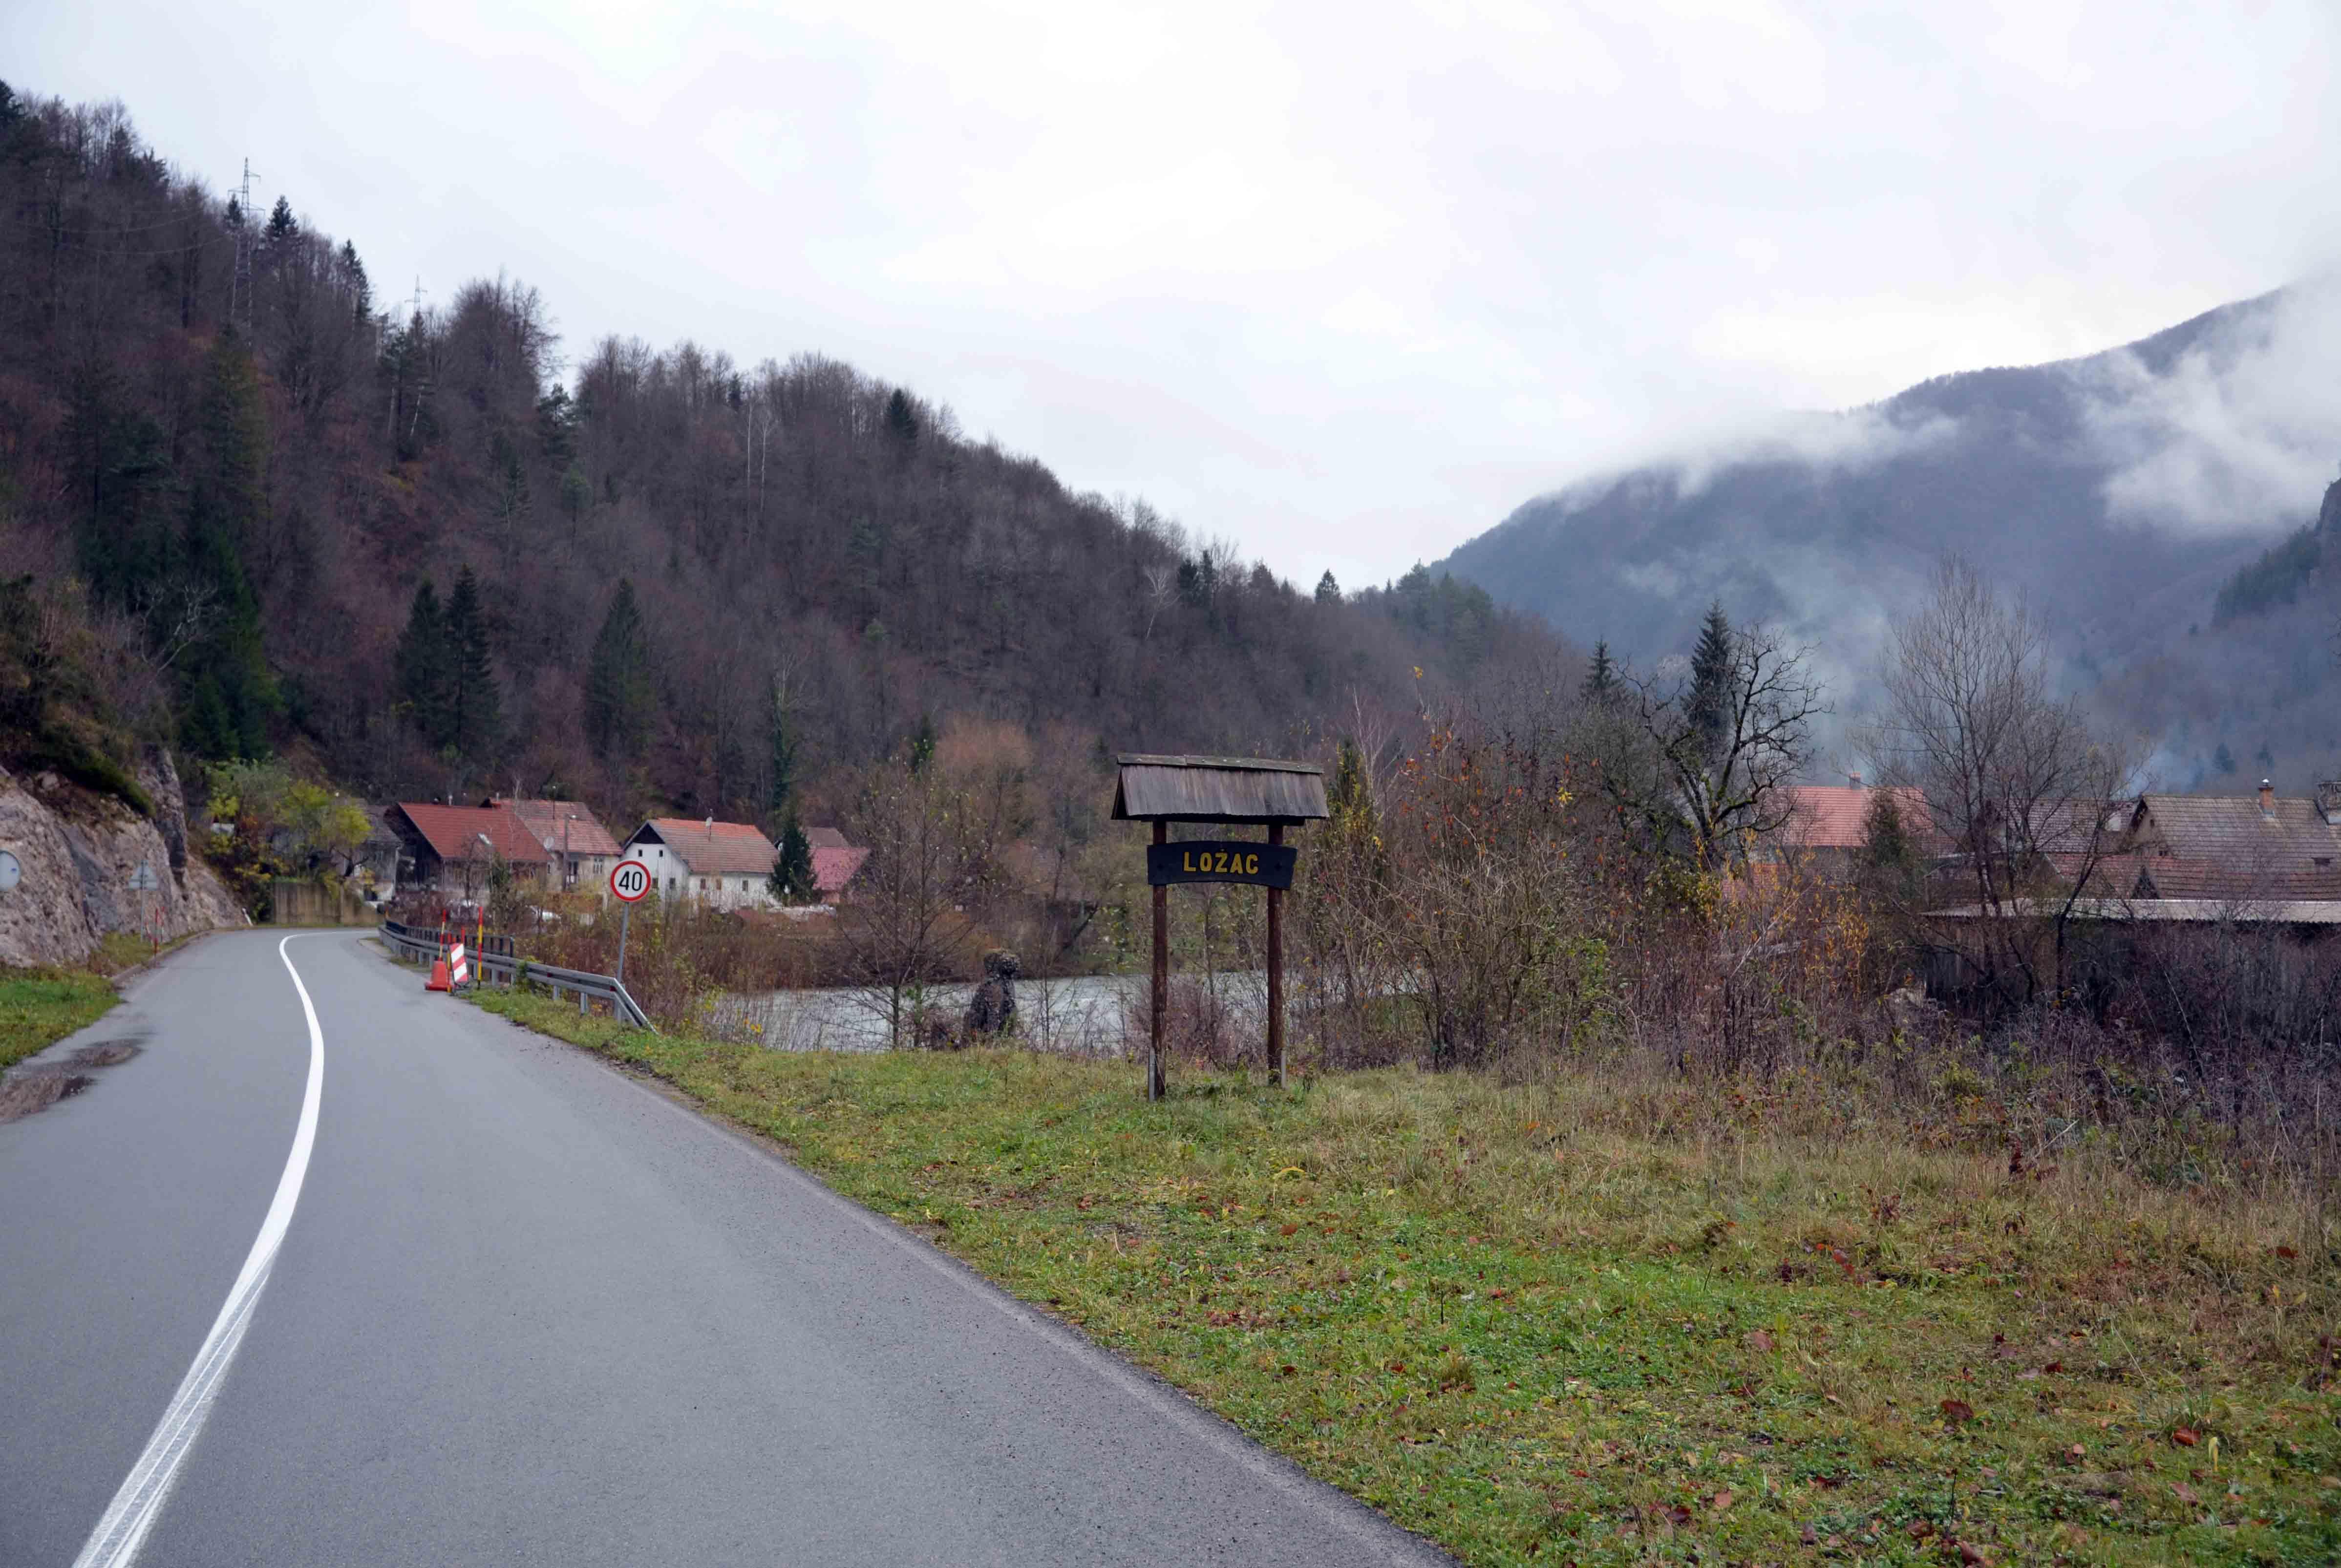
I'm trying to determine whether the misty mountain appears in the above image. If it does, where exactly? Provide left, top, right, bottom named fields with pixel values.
left=1439, top=282, right=2341, bottom=787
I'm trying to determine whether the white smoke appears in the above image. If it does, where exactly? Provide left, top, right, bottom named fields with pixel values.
left=2086, top=274, right=2341, bottom=534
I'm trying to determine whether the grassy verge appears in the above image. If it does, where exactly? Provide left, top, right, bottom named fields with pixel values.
left=0, top=970, right=120, bottom=1072
left=473, top=988, right=2341, bottom=1566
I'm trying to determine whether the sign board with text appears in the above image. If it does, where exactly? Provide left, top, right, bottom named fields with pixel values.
left=1146, top=840, right=1297, bottom=890
left=610, top=859, right=651, bottom=903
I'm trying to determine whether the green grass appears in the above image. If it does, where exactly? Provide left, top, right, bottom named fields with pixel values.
left=473, top=988, right=2341, bottom=1566
left=0, top=970, right=120, bottom=1071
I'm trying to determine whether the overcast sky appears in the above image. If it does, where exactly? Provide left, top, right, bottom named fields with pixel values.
left=16, top=0, right=2341, bottom=588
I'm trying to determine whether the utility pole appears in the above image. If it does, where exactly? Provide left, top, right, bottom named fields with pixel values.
left=229, top=158, right=257, bottom=332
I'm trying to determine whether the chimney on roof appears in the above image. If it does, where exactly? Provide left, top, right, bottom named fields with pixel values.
left=2260, top=780, right=2276, bottom=820
left=1848, top=772, right=1863, bottom=789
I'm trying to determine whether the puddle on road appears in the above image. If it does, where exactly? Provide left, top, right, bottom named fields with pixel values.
left=0, top=1037, right=146, bottom=1124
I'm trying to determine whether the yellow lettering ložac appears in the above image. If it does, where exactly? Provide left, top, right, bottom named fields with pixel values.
left=1245, top=853, right=1259, bottom=874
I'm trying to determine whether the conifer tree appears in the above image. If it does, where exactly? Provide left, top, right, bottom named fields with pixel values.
left=1860, top=785, right=1913, bottom=870
left=1315, top=570, right=1341, bottom=603
left=884, top=387, right=918, bottom=443
left=1686, top=601, right=1734, bottom=760
left=443, top=566, right=500, bottom=760
left=768, top=810, right=817, bottom=904
left=1579, top=640, right=1617, bottom=705
left=394, top=579, right=453, bottom=745
left=585, top=578, right=652, bottom=760
left=178, top=333, right=276, bottom=758
left=766, top=678, right=796, bottom=819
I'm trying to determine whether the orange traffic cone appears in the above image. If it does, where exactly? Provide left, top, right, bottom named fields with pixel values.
left=427, top=956, right=452, bottom=992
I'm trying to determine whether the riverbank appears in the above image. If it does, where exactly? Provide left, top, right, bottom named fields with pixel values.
left=472, top=987, right=2341, bottom=1566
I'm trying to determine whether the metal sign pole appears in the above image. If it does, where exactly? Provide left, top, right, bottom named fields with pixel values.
left=617, top=901, right=631, bottom=994
left=1149, top=821, right=1167, bottom=1102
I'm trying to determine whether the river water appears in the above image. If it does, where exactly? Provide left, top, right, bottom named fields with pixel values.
left=707, top=969, right=1269, bottom=1055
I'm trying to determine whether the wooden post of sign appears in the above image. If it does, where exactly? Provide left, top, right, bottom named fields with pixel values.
left=1267, top=821, right=1285, bottom=1087
left=1149, top=820, right=1168, bottom=1102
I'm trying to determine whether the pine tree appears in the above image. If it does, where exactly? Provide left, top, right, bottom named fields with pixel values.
left=1579, top=640, right=1617, bottom=705
left=1860, top=786, right=1913, bottom=870
left=1686, top=601, right=1734, bottom=760
left=585, top=578, right=652, bottom=760
left=338, top=240, right=370, bottom=324
left=264, top=196, right=297, bottom=244
left=884, top=387, right=919, bottom=443
left=768, top=810, right=817, bottom=904
left=766, top=678, right=796, bottom=819
left=178, top=333, right=276, bottom=759
left=443, top=566, right=500, bottom=760
left=1314, top=570, right=1341, bottom=604
left=394, top=579, right=453, bottom=745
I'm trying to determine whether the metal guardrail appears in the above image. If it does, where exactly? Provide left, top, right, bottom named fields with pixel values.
left=378, top=920, right=657, bottom=1032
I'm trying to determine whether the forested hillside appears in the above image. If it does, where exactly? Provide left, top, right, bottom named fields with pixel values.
left=0, top=85, right=1554, bottom=826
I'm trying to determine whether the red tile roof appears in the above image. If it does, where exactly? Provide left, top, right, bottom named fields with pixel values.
left=812, top=845, right=868, bottom=896
left=391, top=803, right=552, bottom=865
left=631, top=818, right=778, bottom=877
left=1778, top=785, right=1931, bottom=851
left=489, top=798, right=621, bottom=859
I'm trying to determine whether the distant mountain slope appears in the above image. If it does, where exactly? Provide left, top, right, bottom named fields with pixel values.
left=1438, top=284, right=2341, bottom=785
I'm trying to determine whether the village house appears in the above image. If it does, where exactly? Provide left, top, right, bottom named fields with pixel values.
left=620, top=817, right=782, bottom=910
left=1770, top=775, right=1932, bottom=873
left=2111, top=784, right=2341, bottom=902
left=485, top=797, right=622, bottom=894
left=805, top=826, right=868, bottom=904
left=385, top=802, right=553, bottom=899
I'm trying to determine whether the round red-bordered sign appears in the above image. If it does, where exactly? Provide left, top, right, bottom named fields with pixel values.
left=610, top=858, right=652, bottom=903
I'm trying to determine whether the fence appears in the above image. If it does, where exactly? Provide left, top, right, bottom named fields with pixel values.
left=377, top=919, right=657, bottom=1032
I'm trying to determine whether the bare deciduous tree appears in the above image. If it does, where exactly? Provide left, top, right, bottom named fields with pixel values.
left=841, top=747, right=1010, bottom=1044
left=1862, top=557, right=2140, bottom=1003
left=1596, top=621, right=1826, bottom=868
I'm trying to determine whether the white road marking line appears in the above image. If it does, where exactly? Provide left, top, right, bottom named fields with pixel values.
left=72, top=935, right=326, bottom=1568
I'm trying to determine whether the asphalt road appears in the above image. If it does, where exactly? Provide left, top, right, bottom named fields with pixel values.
left=0, top=930, right=1451, bottom=1567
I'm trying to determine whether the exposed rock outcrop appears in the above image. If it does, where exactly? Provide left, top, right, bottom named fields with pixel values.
left=0, top=753, right=246, bottom=968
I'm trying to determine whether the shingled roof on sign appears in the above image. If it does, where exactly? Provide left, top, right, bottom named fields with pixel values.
left=1112, top=754, right=1330, bottom=824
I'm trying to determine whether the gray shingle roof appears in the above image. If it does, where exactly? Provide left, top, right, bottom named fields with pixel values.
left=2131, top=794, right=2341, bottom=872
left=1112, top=754, right=1330, bottom=824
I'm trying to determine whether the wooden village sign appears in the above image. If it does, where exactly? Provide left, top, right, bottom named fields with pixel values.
left=1112, top=754, right=1331, bottom=1099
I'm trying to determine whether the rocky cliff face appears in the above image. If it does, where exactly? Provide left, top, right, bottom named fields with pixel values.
left=0, top=751, right=247, bottom=968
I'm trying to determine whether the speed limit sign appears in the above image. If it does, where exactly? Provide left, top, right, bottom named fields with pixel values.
left=610, top=859, right=651, bottom=903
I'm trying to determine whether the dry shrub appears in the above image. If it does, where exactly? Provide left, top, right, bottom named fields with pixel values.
left=1124, top=973, right=1258, bottom=1067
left=1291, top=707, right=2341, bottom=1207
